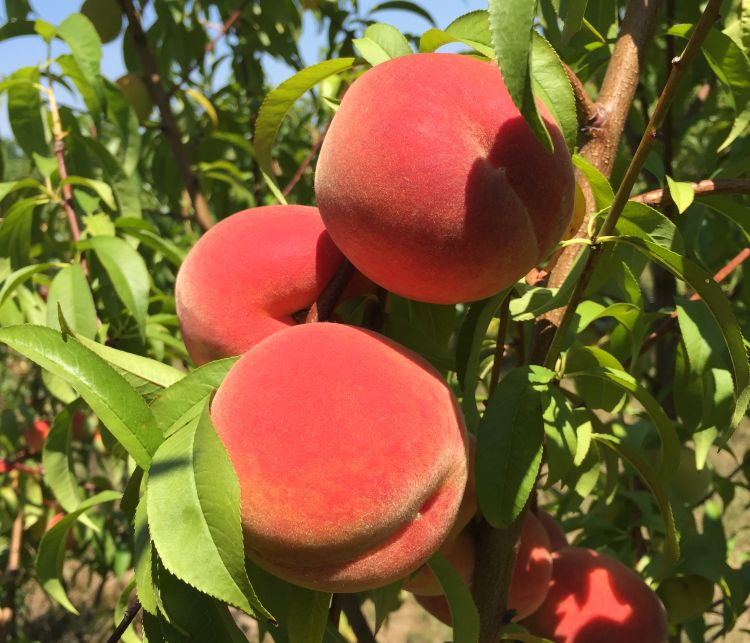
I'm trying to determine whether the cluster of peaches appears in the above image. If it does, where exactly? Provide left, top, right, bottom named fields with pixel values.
left=175, top=54, right=668, bottom=641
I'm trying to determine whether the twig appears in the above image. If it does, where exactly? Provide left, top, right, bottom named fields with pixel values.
left=305, top=259, right=356, bottom=323
left=170, top=1, right=252, bottom=95
left=283, top=122, right=330, bottom=197
left=542, top=0, right=724, bottom=371
left=39, top=84, right=81, bottom=242
left=105, top=599, right=141, bottom=643
left=118, top=0, right=213, bottom=231
left=631, top=178, right=750, bottom=207
left=562, top=62, right=601, bottom=137
left=489, top=294, right=512, bottom=394
left=543, top=0, right=662, bottom=325
left=472, top=514, right=525, bottom=643
left=340, top=594, right=377, bottom=643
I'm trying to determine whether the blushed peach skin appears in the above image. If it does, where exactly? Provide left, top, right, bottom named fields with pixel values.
left=414, top=513, right=553, bottom=622
left=211, top=322, right=469, bottom=592
left=315, top=53, right=575, bottom=304
left=522, top=548, right=668, bottom=643
left=175, top=205, right=363, bottom=365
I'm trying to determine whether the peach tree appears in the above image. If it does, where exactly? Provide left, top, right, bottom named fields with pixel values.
left=1, top=1, right=750, bottom=642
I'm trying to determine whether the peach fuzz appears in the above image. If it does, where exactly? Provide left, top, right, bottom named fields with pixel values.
left=522, top=548, right=668, bottom=643
left=315, top=53, right=575, bottom=304
left=414, top=513, right=553, bottom=622
left=175, top=205, right=365, bottom=365
left=211, top=322, right=468, bottom=592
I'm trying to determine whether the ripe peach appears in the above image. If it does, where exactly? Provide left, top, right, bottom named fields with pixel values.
left=413, top=513, right=553, bottom=622
left=315, top=53, right=575, bottom=304
left=537, top=509, right=568, bottom=551
left=175, top=205, right=365, bottom=365
left=24, top=420, right=50, bottom=454
left=522, top=548, right=668, bottom=642
left=211, top=322, right=468, bottom=592
left=403, top=529, right=475, bottom=597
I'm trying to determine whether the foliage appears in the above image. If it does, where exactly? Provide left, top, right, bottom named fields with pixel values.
left=0, top=0, right=750, bottom=642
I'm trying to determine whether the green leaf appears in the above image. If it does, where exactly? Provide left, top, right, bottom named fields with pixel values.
left=7, top=67, right=46, bottom=158
left=0, top=325, right=162, bottom=468
left=0, top=19, right=35, bottom=41
left=150, top=358, right=237, bottom=437
left=75, top=334, right=184, bottom=389
left=562, top=0, right=588, bottom=43
left=248, top=561, right=328, bottom=642
left=531, top=32, right=577, bottom=152
left=542, top=386, right=578, bottom=486
left=115, top=218, right=186, bottom=267
left=61, top=176, right=116, bottom=210
left=0, top=196, right=45, bottom=269
left=0, top=261, right=55, bottom=307
left=742, top=0, right=750, bottom=50
left=78, top=137, right=142, bottom=218
left=34, top=18, right=56, bottom=42
left=147, top=404, right=271, bottom=620
left=134, top=495, right=159, bottom=615
left=477, top=366, right=554, bottom=527
left=368, top=581, right=402, bottom=634
left=45, top=263, right=97, bottom=340
left=592, top=434, right=679, bottom=576
left=0, top=178, right=43, bottom=203
left=36, top=490, right=122, bottom=613
left=665, top=176, right=695, bottom=214
left=81, top=235, right=150, bottom=339
left=489, top=0, right=553, bottom=151
left=697, top=194, right=750, bottom=241
left=615, top=201, right=683, bottom=252
left=427, top=553, right=479, bottom=643
left=155, top=564, right=253, bottom=642
left=572, top=154, right=614, bottom=209
left=606, top=236, right=750, bottom=435
left=564, top=345, right=627, bottom=412
left=57, top=13, right=104, bottom=118
left=565, top=366, right=681, bottom=480
left=42, top=402, right=84, bottom=512
left=56, top=54, right=102, bottom=123
left=353, top=23, right=412, bottom=66
left=455, top=291, right=508, bottom=430
left=369, top=1, right=436, bottom=26
left=255, top=58, right=355, bottom=203
left=418, top=10, right=494, bottom=58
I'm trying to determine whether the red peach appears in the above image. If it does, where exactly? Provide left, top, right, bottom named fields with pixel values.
left=537, top=509, right=568, bottom=551
left=175, top=205, right=366, bottom=365
left=414, top=513, right=553, bottom=622
left=403, top=529, right=475, bottom=597
left=24, top=420, right=50, bottom=454
left=211, top=322, right=468, bottom=592
left=522, top=548, right=668, bottom=643
left=315, top=53, right=575, bottom=304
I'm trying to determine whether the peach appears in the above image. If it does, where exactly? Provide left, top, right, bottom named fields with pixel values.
left=537, top=510, right=568, bottom=551
left=414, top=513, right=553, bottom=622
left=211, top=322, right=468, bottom=592
left=522, top=548, right=668, bottom=643
left=24, top=420, right=50, bottom=454
left=315, top=53, right=575, bottom=304
left=175, top=205, right=365, bottom=365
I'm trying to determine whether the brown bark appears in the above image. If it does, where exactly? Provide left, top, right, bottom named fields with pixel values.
left=118, top=0, right=214, bottom=231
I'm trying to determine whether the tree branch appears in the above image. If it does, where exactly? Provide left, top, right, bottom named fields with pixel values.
left=118, top=0, right=213, bottom=231
left=543, top=0, right=662, bottom=326
left=0, top=485, right=23, bottom=643
left=39, top=84, right=81, bottom=242
left=542, top=0, right=724, bottom=371
left=631, top=178, right=750, bottom=207
left=562, top=62, right=602, bottom=141
left=305, top=259, right=355, bottom=323
left=105, top=599, right=141, bottom=643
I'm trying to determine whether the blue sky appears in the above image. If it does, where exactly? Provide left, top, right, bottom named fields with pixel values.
left=0, top=0, right=487, bottom=137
